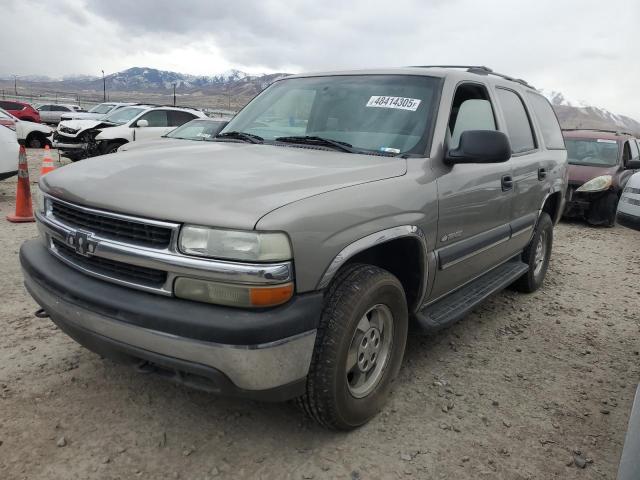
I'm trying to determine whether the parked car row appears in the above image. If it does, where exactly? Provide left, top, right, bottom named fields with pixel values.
left=53, top=104, right=209, bottom=160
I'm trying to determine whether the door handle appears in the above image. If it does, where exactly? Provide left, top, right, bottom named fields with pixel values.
left=538, top=168, right=547, bottom=180
left=501, top=175, right=513, bottom=192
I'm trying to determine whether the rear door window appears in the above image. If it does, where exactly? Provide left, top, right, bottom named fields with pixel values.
left=526, top=92, right=564, bottom=150
left=495, top=88, right=536, bottom=154
left=168, top=110, right=197, bottom=127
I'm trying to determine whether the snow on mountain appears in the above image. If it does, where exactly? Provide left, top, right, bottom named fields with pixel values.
left=540, top=88, right=640, bottom=135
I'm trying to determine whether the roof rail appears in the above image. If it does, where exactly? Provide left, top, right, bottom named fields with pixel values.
left=133, top=103, right=203, bottom=111
left=562, top=128, right=635, bottom=136
left=410, top=65, right=535, bottom=89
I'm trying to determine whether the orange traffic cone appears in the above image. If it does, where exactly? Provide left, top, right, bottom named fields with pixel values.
left=7, top=145, right=35, bottom=223
left=40, top=145, right=55, bottom=176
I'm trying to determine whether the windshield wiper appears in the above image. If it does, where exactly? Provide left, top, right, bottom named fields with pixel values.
left=216, top=131, right=263, bottom=144
left=275, top=135, right=356, bottom=153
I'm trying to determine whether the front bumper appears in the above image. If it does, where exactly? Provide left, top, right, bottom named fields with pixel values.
left=52, top=140, right=87, bottom=150
left=20, top=239, right=323, bottom=400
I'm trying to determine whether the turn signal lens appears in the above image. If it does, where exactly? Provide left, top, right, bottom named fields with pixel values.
left=174, top=277, right=293, bottom=308
left=249, top=283, right=294, bottom=307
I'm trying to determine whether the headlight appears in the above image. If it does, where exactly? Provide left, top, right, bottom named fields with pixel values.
left=576, top=175, right=613, bottom=193
left=179, top=226, right=292, bottom=262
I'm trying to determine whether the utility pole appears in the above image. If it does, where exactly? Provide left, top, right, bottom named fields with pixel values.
left=14, top=76, right=17, bottom=96
left=173, top=83, right=176, bottom=106
left=102, top=70, right=106, bottom=102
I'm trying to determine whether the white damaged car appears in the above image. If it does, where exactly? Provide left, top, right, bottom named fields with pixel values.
left=54, top=105, right=206, bottom=160
left=0, top=107, right=53, bottom=148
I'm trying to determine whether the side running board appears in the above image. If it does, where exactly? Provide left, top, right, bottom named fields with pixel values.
left=415, top=257, right=528, bottom=332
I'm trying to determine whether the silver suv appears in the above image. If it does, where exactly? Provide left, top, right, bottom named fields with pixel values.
left=21, top=66, right=568, bottom=429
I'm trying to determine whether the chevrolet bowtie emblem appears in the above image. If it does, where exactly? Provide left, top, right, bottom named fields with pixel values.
left=67, top=231, right=98, bottom=257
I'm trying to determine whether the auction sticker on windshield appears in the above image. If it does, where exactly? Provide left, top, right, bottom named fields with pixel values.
left=366, top=96, right=421, bottom=111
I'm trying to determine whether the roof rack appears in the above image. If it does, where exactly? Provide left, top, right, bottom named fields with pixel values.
left=410, top=65, right=535, bottom=89
left=562, top=128, right=635, bottom=136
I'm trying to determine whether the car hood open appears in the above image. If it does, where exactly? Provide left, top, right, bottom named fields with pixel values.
left=40, top=142, right=407, bottom=229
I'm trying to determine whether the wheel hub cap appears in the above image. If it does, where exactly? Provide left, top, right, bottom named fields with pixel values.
left=346, top=304, right=393, bottom=398
left=533, top=230, right=547, bottom=276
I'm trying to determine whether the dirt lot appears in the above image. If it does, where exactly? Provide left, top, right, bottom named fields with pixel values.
left=1, top=149, right=639, bottom=480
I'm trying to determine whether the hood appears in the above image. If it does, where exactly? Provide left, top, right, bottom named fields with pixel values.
left=568, top=164, right=620, bottom=186
left=40, top=142, right=407, bottom=229
left=118, top=137, right=191, bottom=152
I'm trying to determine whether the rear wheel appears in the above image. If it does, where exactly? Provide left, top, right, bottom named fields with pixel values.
left=298, top=264, right=408, bottom=430
left=512, top=213, right=553, bottom=293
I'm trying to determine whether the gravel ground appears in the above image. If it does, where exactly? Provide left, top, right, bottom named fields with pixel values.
left=1, top=149, right=639, bottom=480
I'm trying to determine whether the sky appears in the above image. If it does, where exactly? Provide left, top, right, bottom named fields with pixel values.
left=1, top=0, right=639, bottom=119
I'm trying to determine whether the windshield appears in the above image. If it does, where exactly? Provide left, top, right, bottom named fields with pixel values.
left=103, top=107, right=145, bottom=125
left=565, top=138, right=619, bottom=166
left=167, top=119, right=227, bottom=140
left=89, top=103, right=116, bottom=114
left=221, top=74, right=441, bottom=155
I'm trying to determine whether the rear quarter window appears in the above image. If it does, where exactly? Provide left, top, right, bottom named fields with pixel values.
left=526, top=92, right=565, bottom=150
left=169, top=110, right=198, bottom=127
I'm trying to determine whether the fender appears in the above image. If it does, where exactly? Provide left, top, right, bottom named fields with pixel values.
left=316, top=225, right=429, bottom=306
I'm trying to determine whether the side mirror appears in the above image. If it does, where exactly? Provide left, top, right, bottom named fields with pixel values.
left=136, top=119, right=149, bottom=128
left=446, top=130, right=512, bottom=165
left=627, top=158, right=640, bottom=170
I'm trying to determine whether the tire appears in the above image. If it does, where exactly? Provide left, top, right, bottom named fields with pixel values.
left=26, top=132, right=44, bottom=149
left=298, top=263, right=408, bottom=430
left=103, top=141, right=126, bottom=155
left=512, top=212, right=553, bottom=293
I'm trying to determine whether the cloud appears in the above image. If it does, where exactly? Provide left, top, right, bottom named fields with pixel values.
left=1, top=0, right=639, bottom=119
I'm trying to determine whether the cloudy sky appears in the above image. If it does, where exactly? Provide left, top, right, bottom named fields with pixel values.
left=2, top=0, right=639, bottom=119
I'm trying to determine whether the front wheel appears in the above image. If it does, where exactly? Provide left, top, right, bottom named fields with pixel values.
left=512, top=212, right=553, bottom=293
left=298, top=264, right=408, bottom=430
left=103, top=141, right=126, bottom=155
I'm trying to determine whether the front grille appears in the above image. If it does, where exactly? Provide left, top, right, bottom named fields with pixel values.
left=51, top=201, right=172, bottom=249
left=52, top=238, right=167, bottom=287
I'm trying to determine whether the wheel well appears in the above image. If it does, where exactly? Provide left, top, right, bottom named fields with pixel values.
left=343, top=237, right=424, bottom=310
left=542, top=192, right=562, bottom=224
left=25, top=131, right=47, bottom=144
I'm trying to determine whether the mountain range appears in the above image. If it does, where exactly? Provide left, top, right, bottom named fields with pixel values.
left=2, top=67, right=639, bottom=134
left=1, top=67, right=288, bottom=98
left=540, top=89, right=640, bottom=136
